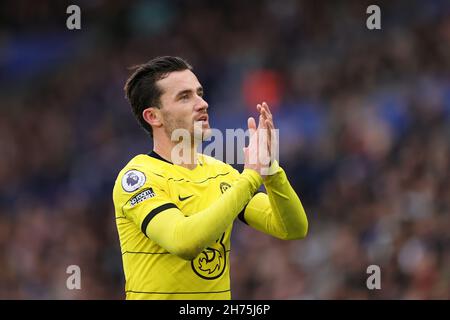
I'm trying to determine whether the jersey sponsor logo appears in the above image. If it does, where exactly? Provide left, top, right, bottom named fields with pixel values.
left=122, top=170, right=146, bottom=192
left=191, top=233, right=226, bottom=280
left=220, top=182, right=231, bottom=194
left=129, top=188, right=155, bottom=207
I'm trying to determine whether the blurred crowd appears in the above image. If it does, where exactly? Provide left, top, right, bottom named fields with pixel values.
left=0, top=0, right=449, bottom=299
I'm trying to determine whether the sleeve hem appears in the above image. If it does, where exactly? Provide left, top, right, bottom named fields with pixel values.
left=241, top=169, right=263, bottom=187
left=141, top=203, right=178, bottom=236
left=237, top=191, right=264, bottom=225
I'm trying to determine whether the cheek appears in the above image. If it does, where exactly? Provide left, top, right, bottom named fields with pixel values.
left=179, top=108, right=194, bottom=126
left=161, top=102, right=194, bottom=128
left=164, top=112, right=192, bottom=131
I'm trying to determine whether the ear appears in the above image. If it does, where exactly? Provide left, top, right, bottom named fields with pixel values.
left=143, top=107, right=162, bottom=128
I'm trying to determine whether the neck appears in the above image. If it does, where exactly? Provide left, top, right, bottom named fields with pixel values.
left=153, top=134, right=199, bottom=170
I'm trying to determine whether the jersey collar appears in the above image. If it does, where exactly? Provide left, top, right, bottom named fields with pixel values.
left=147, top=151, right=204, bottom=167
left=148, top=151, right=173, bottom=164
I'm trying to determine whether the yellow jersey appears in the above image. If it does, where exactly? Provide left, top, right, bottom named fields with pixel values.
left=112, top=151, right=308, bottom=300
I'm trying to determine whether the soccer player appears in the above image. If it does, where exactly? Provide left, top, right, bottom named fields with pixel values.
left=113, top=56, right=308, bottom=300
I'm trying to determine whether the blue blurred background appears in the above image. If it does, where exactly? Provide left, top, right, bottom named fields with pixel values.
left=0, top=0, right=449, bottom=299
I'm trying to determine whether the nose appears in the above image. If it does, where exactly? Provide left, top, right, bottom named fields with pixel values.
left=195, top=95, right=208, bottom=112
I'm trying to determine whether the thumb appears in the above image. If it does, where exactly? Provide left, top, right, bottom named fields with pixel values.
left=248, top=117, right=257, bottom=135
left=243, top=147, right=249, bottom=162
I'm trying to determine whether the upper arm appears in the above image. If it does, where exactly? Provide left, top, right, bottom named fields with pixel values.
left=236, top=163, right=308, bottom=240
left=114, top=168, right=177, bottom=237
left=238, top=192, right=276, bottom=234
left=114, top=167, right=204, bottom=260
left=239, top=191, right=303, bottom=240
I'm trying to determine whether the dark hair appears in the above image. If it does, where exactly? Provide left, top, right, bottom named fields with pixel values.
left=124, top=56, right=193, bottom=137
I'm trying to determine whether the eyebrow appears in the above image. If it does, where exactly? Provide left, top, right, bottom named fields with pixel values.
left=174, top=86, right=203, bottom=99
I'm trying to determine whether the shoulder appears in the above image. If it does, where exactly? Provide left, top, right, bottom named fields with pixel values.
left=113, top=154, right=168, bottom=197
left=198, top=153, right=239, bottom=175
left=199, top=153, right=227, bottom=167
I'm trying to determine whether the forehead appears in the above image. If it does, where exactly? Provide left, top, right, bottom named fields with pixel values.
left=157, top=70, right=201, bottom=96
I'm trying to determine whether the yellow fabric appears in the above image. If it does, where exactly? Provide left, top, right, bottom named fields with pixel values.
left=243, top=161, right=308, bottom=240
left=112, top=153, right=307, bottom=300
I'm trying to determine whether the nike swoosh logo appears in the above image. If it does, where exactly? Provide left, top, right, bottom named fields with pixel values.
left=178, top=195, right=193, bottom=201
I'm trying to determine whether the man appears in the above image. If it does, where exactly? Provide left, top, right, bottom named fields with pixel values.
left=113, top=56, right=308, bottom=300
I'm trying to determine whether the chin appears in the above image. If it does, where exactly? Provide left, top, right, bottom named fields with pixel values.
left=202, top=127, right=212, bottom=140
left=192, top=121, right=211, bottom=141
left=193, top=127, right=211, bottom=142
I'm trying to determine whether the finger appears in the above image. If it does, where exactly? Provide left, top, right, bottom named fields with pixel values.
left=265, top=120, right=273, bottom=135
left=248, top=117, right=256, bottom=130
left=261, top=108, right=270, bottom=122
left=265, top=118, right=274, bottom=130
left=263, top=107, right=275, bottom=131
left=258, top=120, right=270, bottom=164
left=243, top=146, right=249, bottom=163
left=262, top=102, right=272, bottom=116
left=267, top=120, right=278, bottom=160
left=258, top=104, right=268, bottom=123
left=258, top=114, right=266, bottom=129
left=260, top=104, right=272, bottom=124
left=265, top=119, right=272, bottom=152
left=267, top=119, right=275, bottom=140
left=248, top=117, right=257, bottom=137
left=256, top=104, right=262, bottom=113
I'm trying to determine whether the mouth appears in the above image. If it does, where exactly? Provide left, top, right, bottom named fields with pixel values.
left=196, top=114, right=208, bottom=122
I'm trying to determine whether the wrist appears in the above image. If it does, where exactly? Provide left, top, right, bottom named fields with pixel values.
left=262, top=160, right=280, bottom=181
left=242, top=168, right=263, bottom=188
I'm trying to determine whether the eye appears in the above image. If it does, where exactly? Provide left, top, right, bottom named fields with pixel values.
left=180, top=94, right=189, bottom=101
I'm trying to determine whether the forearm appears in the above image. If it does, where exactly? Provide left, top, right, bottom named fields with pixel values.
left=263, top=163, right=308, bottom=239
left=146, top=169, right=262, bottom=260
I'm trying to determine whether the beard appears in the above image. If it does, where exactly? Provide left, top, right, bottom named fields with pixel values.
left=193, top=120, right=212, bottom=141
left=163, top=113, right=187, bottom=141
left=163, top=112, right=210, bottom=144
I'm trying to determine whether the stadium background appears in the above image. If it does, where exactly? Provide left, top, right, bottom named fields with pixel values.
left=0, top=0, right=449, bottom=299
